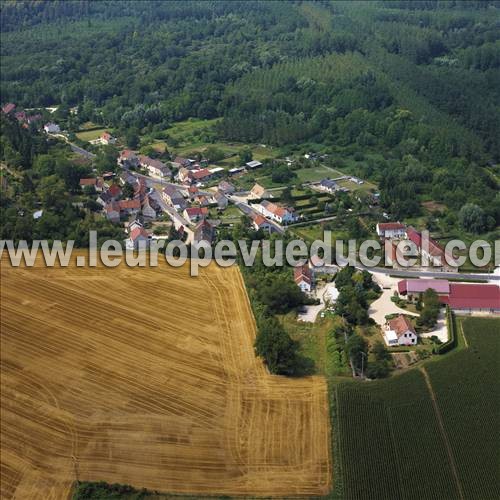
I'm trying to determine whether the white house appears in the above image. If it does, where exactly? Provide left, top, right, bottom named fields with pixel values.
left=43, top=122, right=60, bottom=134
left=318, top=179, right=339, bottom=194
left=376, top=222, right=406, bottom=239
left=256, top=200, right=297, bottom=224
left=294, top=264, right=313, bottom=293
left=139, top=155, right=171, bottom=178
left=384, top=315, right=417, bottom=347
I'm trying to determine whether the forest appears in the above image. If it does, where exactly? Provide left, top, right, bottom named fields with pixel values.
left=1, top=1, right=499, bottom=227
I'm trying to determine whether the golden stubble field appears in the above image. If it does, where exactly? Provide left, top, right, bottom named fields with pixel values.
left=0, top=255, right=331, bottom=498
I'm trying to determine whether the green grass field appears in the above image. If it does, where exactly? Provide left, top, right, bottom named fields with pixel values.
left=332, top=317, right=500, bottom=500
left=75, top=128, right=108, bottom=142
left=295, top=165, right=343, bottom=183
left=158, top=118, right=281, bottom=160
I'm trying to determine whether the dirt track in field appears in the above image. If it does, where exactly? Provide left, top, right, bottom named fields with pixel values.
left=0, top=255, right=331, bottom=498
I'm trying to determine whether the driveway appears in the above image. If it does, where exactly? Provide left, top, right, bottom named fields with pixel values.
left=420, top=310, right=448, bottom=343
left=368, top=272, right=418, bottom=328
left=297, top=282, right=338, bottom=323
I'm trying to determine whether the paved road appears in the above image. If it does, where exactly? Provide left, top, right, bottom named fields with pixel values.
left=48, top=132, right=96, bottom=159
left=69, top=143, right=96, bottom=159
left=149, top=188, right=194, bottom=244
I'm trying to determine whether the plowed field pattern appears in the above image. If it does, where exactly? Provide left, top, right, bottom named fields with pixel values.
left=0, top=256, right=330, bottom=498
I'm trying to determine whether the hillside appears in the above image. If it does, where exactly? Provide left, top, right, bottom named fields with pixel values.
left=1, top=0, right=499, bottom=226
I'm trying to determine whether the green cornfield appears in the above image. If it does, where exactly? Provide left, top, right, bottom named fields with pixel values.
left=334, top=317, right=500, bottom=500
left=426, top=317, right=500, bottom=500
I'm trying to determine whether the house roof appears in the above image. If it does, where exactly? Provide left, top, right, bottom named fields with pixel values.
left=107, top=184, right=122, bottom=197
left=119, top=199, right=141, bottom=210
left=2, top=103, right=16, bottom=114
left=406, top=227, right=456, bottom=265
left=398, top=279, right=450, bottom=295
left=101, top=131, right=113, bottom=140
left=251, top=183, right=266, bottom=197
left=185, top=207, right=208, bottom=218
left=378, top=222, right=406, bottom=231
left=193, top=219, right=214, bottom=243
left=219, top=181, right=235, bottom=192
left=163, top=185, right=180, bottom=197
left=120, top=149, right=137, bottom=160
left=214, top=190, right=227, bottom=201
left=189, top=168, right=211, bottom=180
left=139, top=155, right=169, bottom=171
left=79, top=178, right=97, bottom=186
left=294, top=264, right=312, bottom=285
left=253, top=214, right=269, bottom=227
left=261, top=200, right=292, bottom=218
left=246, top=160, right=262, bottom=168
left=174, top=156, right=190, bottom=166
left=387, top=315, right=416, bottom=338
left=320, top=178, right=338, bottom=189
left=443, top=283, right=500, bottom=310
left=130, top=227, right=149, bottom=241
left=105, top=201, right=120, bottom=213
left=310, top=254, right=325, bottom=268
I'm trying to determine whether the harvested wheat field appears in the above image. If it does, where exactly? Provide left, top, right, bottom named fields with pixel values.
left=0, top=254, right=331, bottom=498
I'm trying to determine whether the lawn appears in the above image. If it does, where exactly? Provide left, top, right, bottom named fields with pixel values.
left=156, top=118, right=282, bottom=161
left=280, top=313, right=351, bottom=379
left=295, top=165, right=342, bottom=183
left=75, top=127, right=108, bottom=142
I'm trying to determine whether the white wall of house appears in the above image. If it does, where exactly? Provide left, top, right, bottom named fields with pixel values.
left=297, top=279, right=311, bottom=293
left=398, top=331, right=417, bottom=346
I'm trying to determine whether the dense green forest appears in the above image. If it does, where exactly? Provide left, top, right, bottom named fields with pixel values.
left=1, top=0, right=499, bottom=226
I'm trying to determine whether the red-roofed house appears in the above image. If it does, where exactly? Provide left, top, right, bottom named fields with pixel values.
left=119, top=198, right=141, bottom=215
left=183, top=207, right=208, bottom=223
left=126, top=227, right=151, bottom=250
left=384, top=315, right=417, bottom=346
left=105, top=201, right=121, bottom=223
left=188, top=168, right=212, bottom=183
left=2, top=103, right=16, bottom=115
left=193, top=219, right=215, bottom=244
left=79, top=177, right=103, bottom=192
left=406, top=227, right=458, bottom=270
left=256, top=200, right=297, bottom=224
left=294, top=264, right=313, bottom=293
left=118, top=150, right=139, bottom=168
left=376, top=222, right=406, bottom=239
left=101, top=131, right=116, bottom=145
left=252, top=214, right=273, bottom=233
left=107, top=184, right=122, bottom=199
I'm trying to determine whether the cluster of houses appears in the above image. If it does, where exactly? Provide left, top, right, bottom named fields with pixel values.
left=1, top=102, right=57, bottom=132
left=376, top=222, right=459, bottom=270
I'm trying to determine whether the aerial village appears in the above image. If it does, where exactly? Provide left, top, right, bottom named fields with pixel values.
left=3, top=103, right=499, bottom=363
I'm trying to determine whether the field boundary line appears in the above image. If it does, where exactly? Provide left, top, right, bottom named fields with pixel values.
left=459, top=320, right=469, bottom=349
left=420, top=367, right=465, bottom=500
